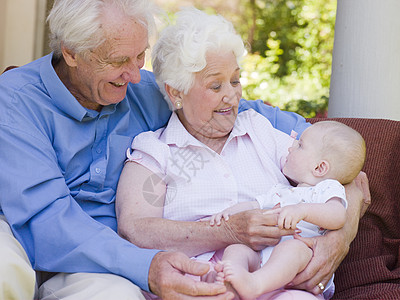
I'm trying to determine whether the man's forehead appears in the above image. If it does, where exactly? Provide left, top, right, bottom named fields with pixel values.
left=93, top=28, right=148, bottom=59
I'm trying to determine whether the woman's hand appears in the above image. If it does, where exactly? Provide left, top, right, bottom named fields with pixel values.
left=148, top=251, right=234, bottom=299
left=222, top=209, right=295, bottom=251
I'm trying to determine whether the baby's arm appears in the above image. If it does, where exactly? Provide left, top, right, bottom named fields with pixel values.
left=268, top=198, right=347, bottom=230
left=206, top=201, right=260, bottom=226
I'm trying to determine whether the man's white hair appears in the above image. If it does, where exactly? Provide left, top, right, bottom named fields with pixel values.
left=151, top=7, right=245, bottom=110
left=47, top=0, right=158, bottom=58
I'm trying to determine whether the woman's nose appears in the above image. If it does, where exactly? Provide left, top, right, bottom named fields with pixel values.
left=223, top=88, right=241, bottom=104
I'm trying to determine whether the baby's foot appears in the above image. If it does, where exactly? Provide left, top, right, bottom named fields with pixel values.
left=213, top=261, right=225, bottom=285
left=215, top=262, right=241, bottom=300
left=223, top=260, right=262, bottom=300
left=215, top=271, right=225, bottom=285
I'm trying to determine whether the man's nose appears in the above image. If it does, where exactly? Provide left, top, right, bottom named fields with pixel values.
left=122, top=63, right=141, bottom=84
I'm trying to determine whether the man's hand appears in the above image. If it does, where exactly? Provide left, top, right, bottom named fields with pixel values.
left=148, top=251, right=234, bottom=299
left=353, top=171, right=371, bottom=217
left=222, top=209, right=295, bottom=251
left=288, top=230, right=349, bottom=295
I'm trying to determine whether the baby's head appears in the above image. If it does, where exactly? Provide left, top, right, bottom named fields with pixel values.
left=283, top=121, right=366, bottom=185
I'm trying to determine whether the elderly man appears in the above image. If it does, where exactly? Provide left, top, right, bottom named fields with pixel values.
left=0, top=0, right=368, bottom=299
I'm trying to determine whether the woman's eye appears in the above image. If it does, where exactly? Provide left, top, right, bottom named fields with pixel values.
left=211, top=85, right=221, bottom=91
left=231, top=80, right=240, bottom=86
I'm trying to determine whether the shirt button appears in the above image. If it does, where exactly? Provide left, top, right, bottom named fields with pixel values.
left=96, top=148, right=102, bottom=154
left=95, top=168, right=101, bottom=174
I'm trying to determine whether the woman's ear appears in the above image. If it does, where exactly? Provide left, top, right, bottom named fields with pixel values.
left=165, top=84, right=183, bottom=107
left=313, top=160, right=329, bottom=177
left=61, top=43, right=78, bottom=67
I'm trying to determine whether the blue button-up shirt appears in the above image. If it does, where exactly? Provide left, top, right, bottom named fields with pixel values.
left=0, top=53, right=309, bottom=291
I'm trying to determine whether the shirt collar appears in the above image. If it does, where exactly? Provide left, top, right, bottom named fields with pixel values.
left=231, top=112, right=248, bottom=138
left=161, top=111, right=248, bottom=148
left=40, top=53, right=118, bottom=121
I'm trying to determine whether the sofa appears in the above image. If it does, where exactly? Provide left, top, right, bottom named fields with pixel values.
left=2, top=66, right=400, bottom=299
left=308, top=117, right=400, bottom=299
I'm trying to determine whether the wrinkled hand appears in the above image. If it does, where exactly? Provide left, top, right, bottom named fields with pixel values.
left=288, top=230, right=349, bottom=295
left=353, top=171, right=371, bottom=217
left=148, top=251, right=234, bottom=299
left=222, top=209, right=294, bottom=251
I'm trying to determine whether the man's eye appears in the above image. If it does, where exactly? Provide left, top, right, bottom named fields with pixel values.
left=111, top=58, right=129, bottom=67
left=111, top=62, right=124, bottom=67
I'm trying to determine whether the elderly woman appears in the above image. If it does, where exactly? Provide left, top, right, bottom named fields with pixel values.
left=116, top=7, right=368, bottom=300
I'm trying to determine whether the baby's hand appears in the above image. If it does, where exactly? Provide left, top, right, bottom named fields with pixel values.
left=206, top=202, right=260, bottom=226
left=263, top=204, right=305, bottom=230
left=209, top=211, right=231, bottom=226
left=277, top=205, right=305, bottom=229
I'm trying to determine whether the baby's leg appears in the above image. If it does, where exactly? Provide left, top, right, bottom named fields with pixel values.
left=218, top=244, right=261, bottom=299
left=222, top=243, right=261, bottom=272
left=216, top=244, right=261, bottom=298
left=224, top=239, right=312, bottom=300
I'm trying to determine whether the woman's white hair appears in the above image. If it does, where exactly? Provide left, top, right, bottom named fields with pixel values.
left=47, top=0, right=158, bottom=58
left=151, top=7, right=245, bottom=110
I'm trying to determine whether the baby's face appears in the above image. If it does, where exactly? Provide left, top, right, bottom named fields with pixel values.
left=282, top=125, right=322, bottom=184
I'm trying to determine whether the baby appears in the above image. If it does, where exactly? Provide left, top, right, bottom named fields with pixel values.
left=209, top=121, right=366, bottom=300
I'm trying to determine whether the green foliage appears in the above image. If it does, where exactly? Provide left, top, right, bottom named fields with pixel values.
left=238, top=0, right=336, bottom=117
left=240, top=51, right=329, bottom=118
left=283, top=97, right=328, bottom=118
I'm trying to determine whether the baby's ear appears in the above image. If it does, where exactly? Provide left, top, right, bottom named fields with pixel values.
left=313, top=160, right=329, bottom=177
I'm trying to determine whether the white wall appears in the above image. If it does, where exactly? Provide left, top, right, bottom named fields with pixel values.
left=329, top=0, right=400, bottom=121
left=0, top=0, right=47, bottom=72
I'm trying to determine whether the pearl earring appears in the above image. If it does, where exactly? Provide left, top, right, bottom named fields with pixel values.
left=175, top=101, right=182, bottom=109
